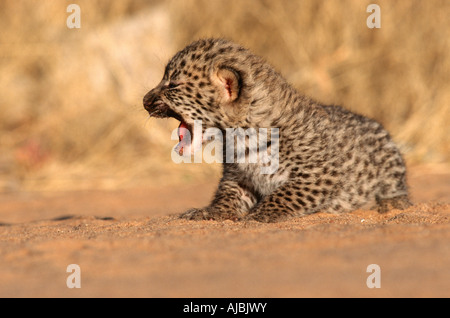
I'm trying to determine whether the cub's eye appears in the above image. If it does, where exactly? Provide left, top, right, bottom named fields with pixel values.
left=168, top=82, right=180, bottom=89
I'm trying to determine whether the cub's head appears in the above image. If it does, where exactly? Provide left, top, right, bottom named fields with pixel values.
left=143, top=38, right=266, bottom=153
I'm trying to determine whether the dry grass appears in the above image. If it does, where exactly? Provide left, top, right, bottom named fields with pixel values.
left=0, top=0, right=449, bottom=192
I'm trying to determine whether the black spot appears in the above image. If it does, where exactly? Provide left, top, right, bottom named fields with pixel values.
left=392, top=171, right=404, bottom=179
left=205, top=53, right=217, bottom=60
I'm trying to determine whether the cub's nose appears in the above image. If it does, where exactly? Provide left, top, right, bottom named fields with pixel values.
left=143, top=90, right=157, bottom=112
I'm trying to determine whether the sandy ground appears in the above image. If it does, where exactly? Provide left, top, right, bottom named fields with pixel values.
left=0, top=164, right=449, bottom=298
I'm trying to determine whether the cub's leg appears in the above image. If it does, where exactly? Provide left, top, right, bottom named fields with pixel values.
left=374, top=152, right=412, bottom=213
left=245, top=180, right=327, bottom=223
left=179, top=178, right=257, bottom=221
left=376, top=195, right=412, bottom=213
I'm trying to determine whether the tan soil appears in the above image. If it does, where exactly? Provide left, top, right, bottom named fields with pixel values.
left=0, top=164, right=449, bottom=297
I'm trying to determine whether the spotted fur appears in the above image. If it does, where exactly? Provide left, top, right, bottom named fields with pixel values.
left=143, top=38, right=411, bottom=223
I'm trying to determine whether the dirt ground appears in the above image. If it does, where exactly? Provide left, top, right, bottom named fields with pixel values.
left=0, top=164, right=449, bottom=298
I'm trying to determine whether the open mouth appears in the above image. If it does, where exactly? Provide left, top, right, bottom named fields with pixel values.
left=175, top=120, right=193, bottom=156
left=145, top=101, right=193, bottom=155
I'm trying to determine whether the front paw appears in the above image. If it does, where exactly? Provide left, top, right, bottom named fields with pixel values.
left=244, top=211, right=272, bottom=223
left=179, top=208, right=213, bottom=220
left=244, top=210, right=291, bottom=223
left=179, top=207, right=240, bottom=221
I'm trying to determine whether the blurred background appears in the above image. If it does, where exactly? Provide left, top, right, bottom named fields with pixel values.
left=0, top=0, right=449, bottom=192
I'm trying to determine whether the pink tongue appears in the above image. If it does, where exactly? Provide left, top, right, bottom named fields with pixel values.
left=176, top=121, right=189, bottom=155
left=178, top=121, right=188, bottom=141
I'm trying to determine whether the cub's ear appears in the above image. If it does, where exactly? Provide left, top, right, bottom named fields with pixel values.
left=214, top=66, right=241, bottom=103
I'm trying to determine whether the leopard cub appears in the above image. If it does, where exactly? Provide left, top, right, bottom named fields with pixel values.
left=143, top=38, right=411, bottom=222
